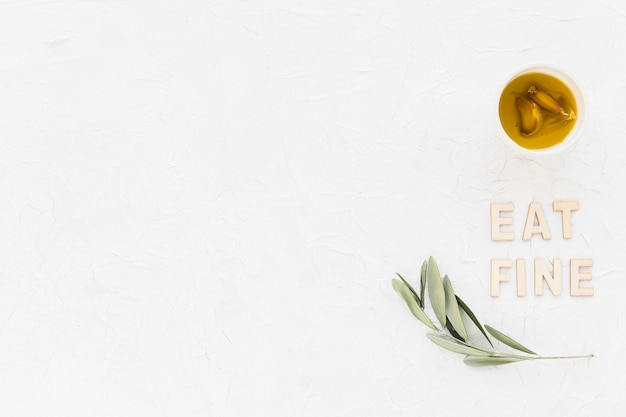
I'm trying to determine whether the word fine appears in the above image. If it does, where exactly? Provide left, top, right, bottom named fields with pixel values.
left=490, top=201, right=593, bottom=297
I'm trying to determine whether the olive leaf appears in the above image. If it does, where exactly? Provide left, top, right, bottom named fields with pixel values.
left=445, top=319, right=465, bottom=342
left=426, top=334, right=493, bottom=357
left=420, top=260, right=427, bottom=309
left=395, top=273, right=420, bottom=306
left=392, top=278, right=437, bottom=330
left=427, top=257, right=447, bottom=328
left=463, top=355, right=528, bottom=367
left=484, top=325, right=537, bottom=355
left=443, top=275, right=468, bottom=341
left=456, top=295, right=493, bottom=348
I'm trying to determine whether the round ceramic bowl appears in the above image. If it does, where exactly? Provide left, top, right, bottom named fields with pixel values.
left=498, top=65, right=585, bottom=156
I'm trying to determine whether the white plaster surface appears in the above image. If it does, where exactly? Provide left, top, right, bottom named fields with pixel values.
left=0, top=1, right=625, bottom=416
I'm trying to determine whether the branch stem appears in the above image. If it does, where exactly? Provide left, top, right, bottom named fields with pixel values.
left=535, top=354, right=594, bottom=360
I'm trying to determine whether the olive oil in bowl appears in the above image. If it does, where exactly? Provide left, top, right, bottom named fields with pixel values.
left=499, top=69, right=582, bottom=152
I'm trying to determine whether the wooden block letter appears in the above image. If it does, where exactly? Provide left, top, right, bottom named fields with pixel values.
left=570, top=258, right=594, bottom=296
left=553, top=201, right=579, bottom=239
left=491, top=203, right=514, bottom=241
left=523, top=202, right=552, bottom=241
left=516, top=259, right=526, bottom=297
left=491, top=259, right=512, bottom=297
left=534, top=258, right=562, bottom=296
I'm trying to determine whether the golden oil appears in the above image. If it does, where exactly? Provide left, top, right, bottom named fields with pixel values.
left=499, top=72, right=578, bottom=150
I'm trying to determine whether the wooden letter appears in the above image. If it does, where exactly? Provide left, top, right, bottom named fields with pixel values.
left=516, top=259, right=526, bottom=297
left=523, top=202, right=552, bottom=241
left=491, top=203, right=514, bottom=241
left=570, top=259, right=594, bottom=296
left=534, top=258, right=562, bottom=296
left=553, top=201, right=579, bottom=239
left=491, top=259, right=512, bottom=297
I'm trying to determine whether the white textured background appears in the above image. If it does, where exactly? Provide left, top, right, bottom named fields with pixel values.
left=1, top=1, right=625, bottom=416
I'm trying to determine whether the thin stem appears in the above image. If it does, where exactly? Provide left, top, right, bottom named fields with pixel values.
left=434, top=328, right=595, bottom=362
left=535, top=354, right=594, bottom=360
left=491, top=353, right=594, bottom=361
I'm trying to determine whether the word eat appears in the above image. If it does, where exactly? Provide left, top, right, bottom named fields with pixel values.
left=489, top=201, right=593, bottom=297
left=490, top=201, right=579, bottom=241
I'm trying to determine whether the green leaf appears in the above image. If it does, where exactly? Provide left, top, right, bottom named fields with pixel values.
left=420, top=260, right=427, bottom=309
left=426, top=334, right=493, bottom=357
left=463, top=355, right=529, bottom=367
left=395, top=273, right=420, bottom=306
left=485, top=325, right=537, bottom=355
left=392, top=279, right=437, bottom=330
left=427, top=257, right=447, bottom=328
left=445, top=319, right=465, bottom=342
left=443, top=275, right=468, bottom=341
left=456, top=295, right=493, bottom=348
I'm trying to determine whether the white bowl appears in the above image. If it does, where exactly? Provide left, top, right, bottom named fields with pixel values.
left=498, top=65, right=586, bottom=156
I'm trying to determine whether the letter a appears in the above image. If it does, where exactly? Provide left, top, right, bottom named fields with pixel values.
left=523, top=202, right=552, bottom=241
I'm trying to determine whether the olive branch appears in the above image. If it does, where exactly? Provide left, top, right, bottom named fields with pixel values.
left=392, top=257, right=593, bottom=366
